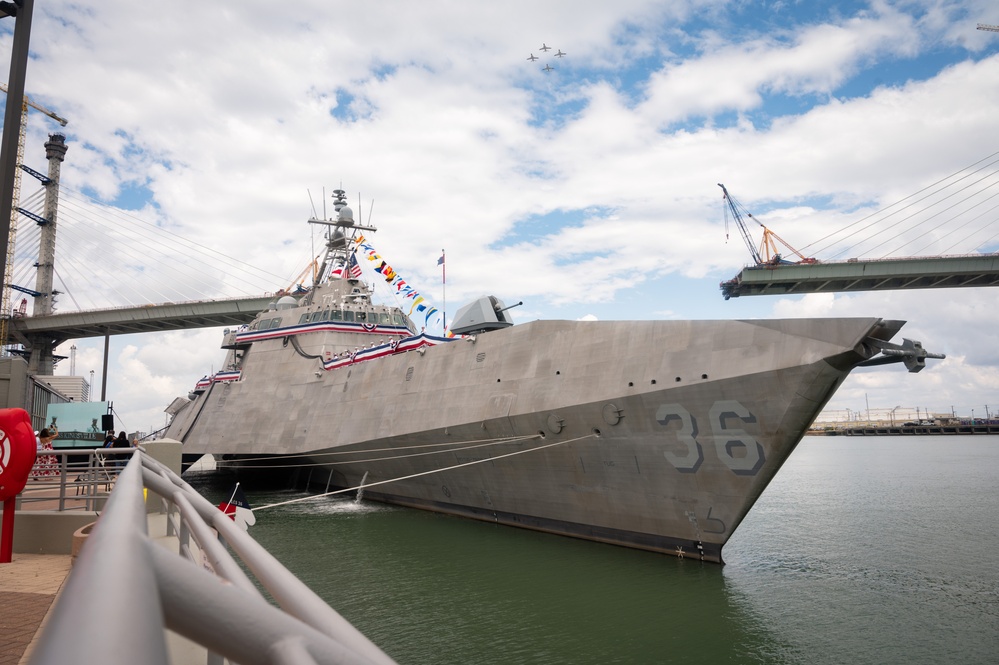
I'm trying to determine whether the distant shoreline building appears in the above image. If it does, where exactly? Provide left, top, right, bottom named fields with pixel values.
left=36, top=374, right=90, bottom=403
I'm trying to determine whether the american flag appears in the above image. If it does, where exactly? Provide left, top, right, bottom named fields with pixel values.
left=347, top=252, right=363, bottom=279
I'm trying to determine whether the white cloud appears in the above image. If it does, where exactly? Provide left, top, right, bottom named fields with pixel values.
left=3, top=0, right=991, bottom=429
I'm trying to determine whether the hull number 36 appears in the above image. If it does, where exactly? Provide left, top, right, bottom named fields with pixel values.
left=655, top=401, right=765, bottom=476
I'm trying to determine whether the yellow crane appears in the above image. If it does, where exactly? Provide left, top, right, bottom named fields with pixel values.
left=719, top=183, right=817, bottom=266
left=281, top=256, right=320, bottom=294
left=0, top=83, right=67, bottom=352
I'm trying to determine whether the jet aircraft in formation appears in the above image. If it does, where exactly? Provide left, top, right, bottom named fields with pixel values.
left=527, top=43, right=566, bottom=72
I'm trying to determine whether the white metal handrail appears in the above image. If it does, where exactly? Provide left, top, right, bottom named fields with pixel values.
left=19, top=448, right=136, bottom=511
left=29, top=451, right=399, bottom=665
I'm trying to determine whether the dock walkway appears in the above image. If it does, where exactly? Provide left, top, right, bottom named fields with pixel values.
left=0, top=554, right=72, bottom=665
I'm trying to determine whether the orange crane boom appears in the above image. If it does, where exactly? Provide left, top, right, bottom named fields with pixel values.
left=719, top=183, right=816, bottom=266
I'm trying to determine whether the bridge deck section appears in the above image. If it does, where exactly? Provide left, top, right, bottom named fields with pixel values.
left=8, top=295, right=275, bottom=343
left=721, top=255, right=999, bottom=299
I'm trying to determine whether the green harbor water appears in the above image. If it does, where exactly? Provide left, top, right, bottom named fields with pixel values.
left=186, top=436, right=999, bottom=664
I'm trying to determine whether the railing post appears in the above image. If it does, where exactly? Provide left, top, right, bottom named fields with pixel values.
left=57, top=455, right=67, bottom=511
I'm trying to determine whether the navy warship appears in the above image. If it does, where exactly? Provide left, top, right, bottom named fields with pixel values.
left=164, top=190, right=942, bottom=562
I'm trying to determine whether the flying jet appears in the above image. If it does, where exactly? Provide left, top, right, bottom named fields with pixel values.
left=540, top=43, right=552, bottom=51
left=543, top=64, right=554, bottom=72
left=554, top=50, right=566, bottom=58
left=527, top=53, right=538, bottom=61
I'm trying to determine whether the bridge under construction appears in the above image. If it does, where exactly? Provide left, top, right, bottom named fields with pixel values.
left=716, top=182, right=999, bottom=299
left=721, top=254, right=999, bottom=299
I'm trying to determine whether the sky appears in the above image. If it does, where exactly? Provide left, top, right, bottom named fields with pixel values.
left=2, top=0, right=998, bottom=434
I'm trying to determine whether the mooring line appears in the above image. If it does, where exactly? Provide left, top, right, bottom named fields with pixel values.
left=215, top=434, right=538, bottom=469
left=209, top=433, right=538, bottom=466
left=252, top=432, right=596, bottom=512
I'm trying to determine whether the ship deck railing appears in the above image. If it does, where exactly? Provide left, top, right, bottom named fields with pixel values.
left=29, top=446, right=398, bottom=665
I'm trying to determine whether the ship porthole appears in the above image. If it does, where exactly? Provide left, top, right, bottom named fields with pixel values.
left=701, top=373, right=708, bottom=379
left=675, top=376, right=682, bottom=382
left=592, top=428, right=601, bottom=437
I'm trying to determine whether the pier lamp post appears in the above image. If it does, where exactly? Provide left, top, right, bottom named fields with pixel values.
left=890, top=405, right=901, bottom=426
left=971, top=409, right=975, bottom=425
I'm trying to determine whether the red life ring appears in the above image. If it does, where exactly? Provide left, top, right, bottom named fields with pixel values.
left=0, top=408, right=37, bottom=501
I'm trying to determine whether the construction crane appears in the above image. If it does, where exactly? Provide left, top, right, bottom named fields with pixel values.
left=280, top=256, right=320, bottom=294
left=718, top=183, right=816, bottom=267
left=0, top=83, right=68, bottom=353
left=977, top=23, right=999, bottom=32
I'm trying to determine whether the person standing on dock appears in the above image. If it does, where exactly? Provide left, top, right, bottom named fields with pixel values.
left=111, top=431, right=130, bottom=470
left=30, top=427, right=60, bottom=478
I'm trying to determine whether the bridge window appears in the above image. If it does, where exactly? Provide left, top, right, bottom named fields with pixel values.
left=342, top=310, right=354, bottom=322
left=298, top=314, right=310, bottom=324
left=356, top=311, right=367, bottom=322
left=310, top=311, right=324, bottom=323
left=329, top=310, right=342, bottom=321
left=393, top=313, right=406, bottom=326
left=379, top=312, right=391, bottom=324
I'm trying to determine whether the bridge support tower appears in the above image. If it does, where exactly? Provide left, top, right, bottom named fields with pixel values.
left=27, top=133, right=68, bottom=374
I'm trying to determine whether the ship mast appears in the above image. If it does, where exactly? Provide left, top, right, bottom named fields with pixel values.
left=308, top=188, right=377, bottom=285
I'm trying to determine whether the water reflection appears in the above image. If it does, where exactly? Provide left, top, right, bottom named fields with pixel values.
left=183, top=436, right=999, bottom=664
left=723, top=436, right=999, bottom=665
left=186, top=471, right=780, bottom=664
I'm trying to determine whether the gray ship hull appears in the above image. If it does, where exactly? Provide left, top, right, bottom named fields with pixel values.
left=168, top=316, right=890, bottom=562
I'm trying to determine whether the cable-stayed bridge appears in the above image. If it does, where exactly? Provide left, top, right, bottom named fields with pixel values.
left=5, top=143, right=999, bottom=375
left=4, top=145, right=298, bottom=375
left=719, top=151, right=999, bottom=298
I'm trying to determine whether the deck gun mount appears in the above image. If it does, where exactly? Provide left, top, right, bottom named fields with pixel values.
left=450, top=296, right=523, bottom=335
